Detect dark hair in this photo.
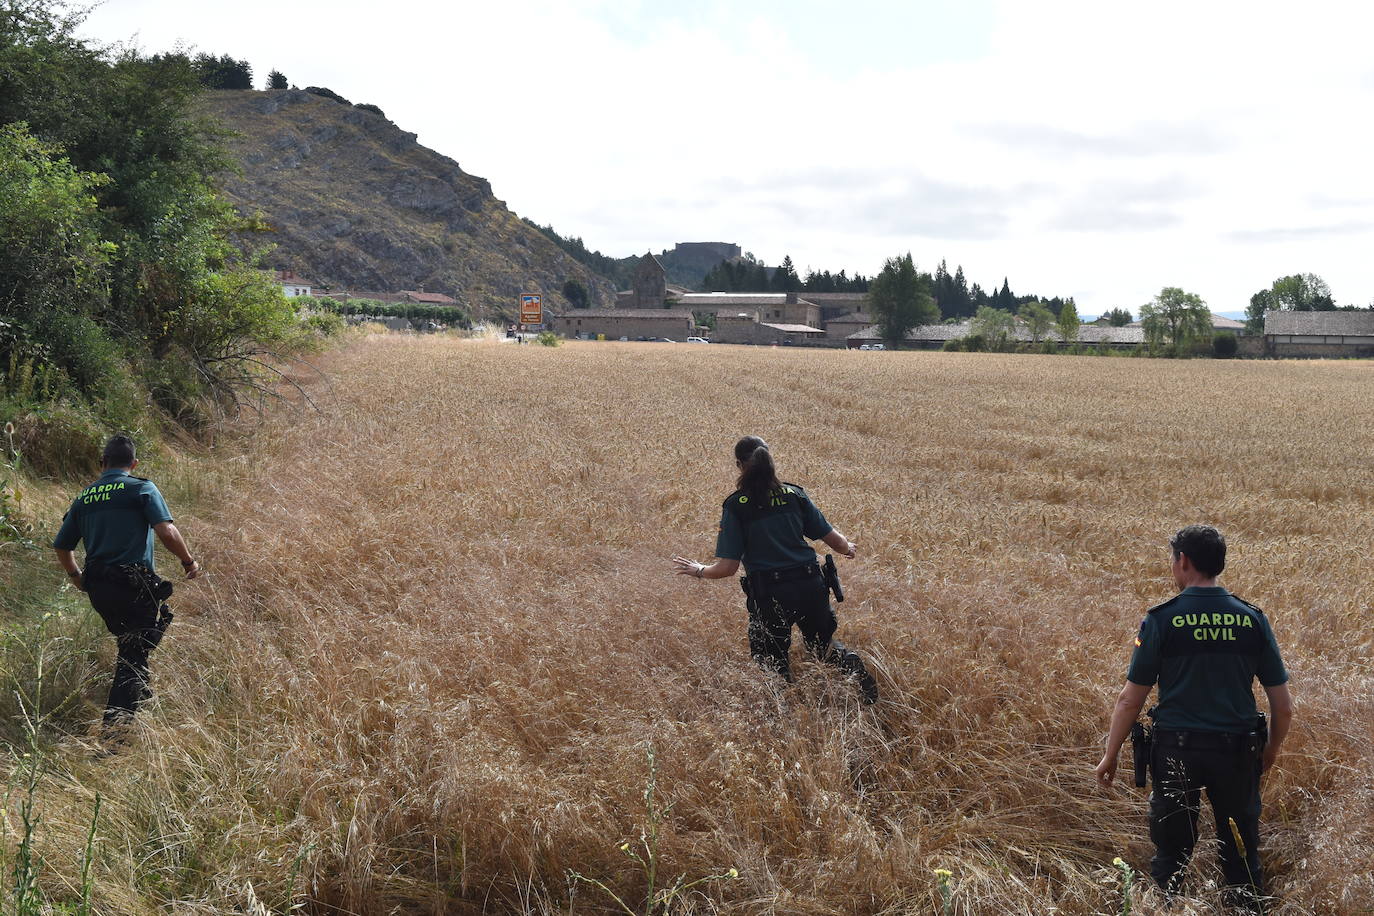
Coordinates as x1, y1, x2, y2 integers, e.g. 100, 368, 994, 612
1170, 525, 1226, 577
734, 435, 780, 500
102, 435, 136, 468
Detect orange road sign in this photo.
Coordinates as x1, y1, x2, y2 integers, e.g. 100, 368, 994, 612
520, 294, 543, 326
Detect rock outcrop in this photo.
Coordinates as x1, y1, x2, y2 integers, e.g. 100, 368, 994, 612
204, 90, 614, 317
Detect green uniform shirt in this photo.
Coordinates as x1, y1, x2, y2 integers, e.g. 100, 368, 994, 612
715, 483, 832, 574
1127, 586, 1288, 733
52, 469, 173, 571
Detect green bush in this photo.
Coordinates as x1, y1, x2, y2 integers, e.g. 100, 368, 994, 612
1213, 332, 1238, 358
302, 310, 346, 339
941, 339, 964, 352
536, 331, 559, 347
10, 405, 105, 480
962, 333, 987, 352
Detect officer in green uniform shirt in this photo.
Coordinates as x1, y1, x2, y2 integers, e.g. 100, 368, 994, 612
672, 436, 877, 703
1095, 525, 1293, 911
52, 436, 201, 731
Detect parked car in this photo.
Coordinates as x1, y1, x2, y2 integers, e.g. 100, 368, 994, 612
870, 343, 885, 350
686, 336, 709, 344
859, 344, 872, 350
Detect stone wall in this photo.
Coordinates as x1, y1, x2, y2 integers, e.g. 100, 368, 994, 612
555, 312, 693, 340
1264, 338, 1374, 359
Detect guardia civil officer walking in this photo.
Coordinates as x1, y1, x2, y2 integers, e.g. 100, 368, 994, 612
672, 436, 878, 704
1094, 525, 1293, 911
52, 436, 201, 734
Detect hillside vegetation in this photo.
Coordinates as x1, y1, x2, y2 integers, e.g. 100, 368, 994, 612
5, 339, 1370, 914
204, 90, 617, 317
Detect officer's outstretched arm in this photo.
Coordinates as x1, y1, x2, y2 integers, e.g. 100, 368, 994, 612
820, 529, 856, 559
672, 556, 740, 580
1261, 682, 1293, 773
153, 521, 201, 579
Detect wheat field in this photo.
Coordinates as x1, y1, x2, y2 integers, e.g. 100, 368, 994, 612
19, 337, 1374, 914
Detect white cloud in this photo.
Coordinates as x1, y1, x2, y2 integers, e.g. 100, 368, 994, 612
77, 0, 1374, 310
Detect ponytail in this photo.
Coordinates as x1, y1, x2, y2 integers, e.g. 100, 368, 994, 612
734, 435, 780, 501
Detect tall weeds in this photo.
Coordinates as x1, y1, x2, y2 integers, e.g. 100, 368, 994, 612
3, 339, 1371, 914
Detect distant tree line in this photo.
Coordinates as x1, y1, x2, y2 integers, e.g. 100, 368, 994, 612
701, 254, 869, 294
524, 220, 629, 289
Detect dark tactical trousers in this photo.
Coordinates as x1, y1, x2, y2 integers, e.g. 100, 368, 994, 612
1149, 735, 1264, 905
746, 572, 877, 703
83, 568, 162, 724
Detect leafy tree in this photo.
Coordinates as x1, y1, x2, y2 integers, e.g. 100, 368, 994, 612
1019, 300, 1054, 343
266, 69, 288, 90
972, 305, 1015, 351
868, 253, 937, 343
562, 278, 590, 309
1245, 289, 1274, 333
1139, 287, 1211, 355
0, 0, 302, 426
1103, 307, 1132, 326
1057, 300, 1080, 345
193, 52, 252, 89
1247, 272, 1336, 332
1272, 273, 1334, 311
0, 125, 111, 318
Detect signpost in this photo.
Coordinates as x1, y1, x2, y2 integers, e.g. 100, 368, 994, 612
520, 294, 543, 329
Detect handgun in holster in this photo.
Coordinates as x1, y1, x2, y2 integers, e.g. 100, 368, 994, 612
1130, 720, 1153, 788
822, 554, 844, 603
121, 564, 176, 650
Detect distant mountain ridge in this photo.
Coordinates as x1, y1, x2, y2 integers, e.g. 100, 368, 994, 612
204, 89, 616, 317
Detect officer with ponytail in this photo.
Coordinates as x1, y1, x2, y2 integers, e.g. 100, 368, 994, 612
672, 436, 878, 703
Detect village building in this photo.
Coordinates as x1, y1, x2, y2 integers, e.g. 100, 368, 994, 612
711, 314, 826, 346
824, 311, 874, 341
274, 270, 314, 298
797, 292, 870, 323
590, 249, 866, 344
676, 292, 823, 328
846, 322, 1145, 350
401, 289, 460, 306
625, 254, 670, 308
1262, 310, 1374, 358
553, 309, 695, 340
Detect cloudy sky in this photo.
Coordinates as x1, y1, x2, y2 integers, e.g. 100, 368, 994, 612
80, 0, 1374, 314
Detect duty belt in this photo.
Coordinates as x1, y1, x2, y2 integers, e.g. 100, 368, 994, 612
1153, 727, 1262, 754
755, 561, 821, 585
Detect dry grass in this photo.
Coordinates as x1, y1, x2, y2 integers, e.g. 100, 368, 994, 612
9, 339, 1374, 914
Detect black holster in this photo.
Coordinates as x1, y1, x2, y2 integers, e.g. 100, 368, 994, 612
107, 564, 175, 649
822, 554, 844, 603
1130, 720, 1152, 787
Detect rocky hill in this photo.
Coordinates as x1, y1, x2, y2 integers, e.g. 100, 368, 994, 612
203, 90, 615, 317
